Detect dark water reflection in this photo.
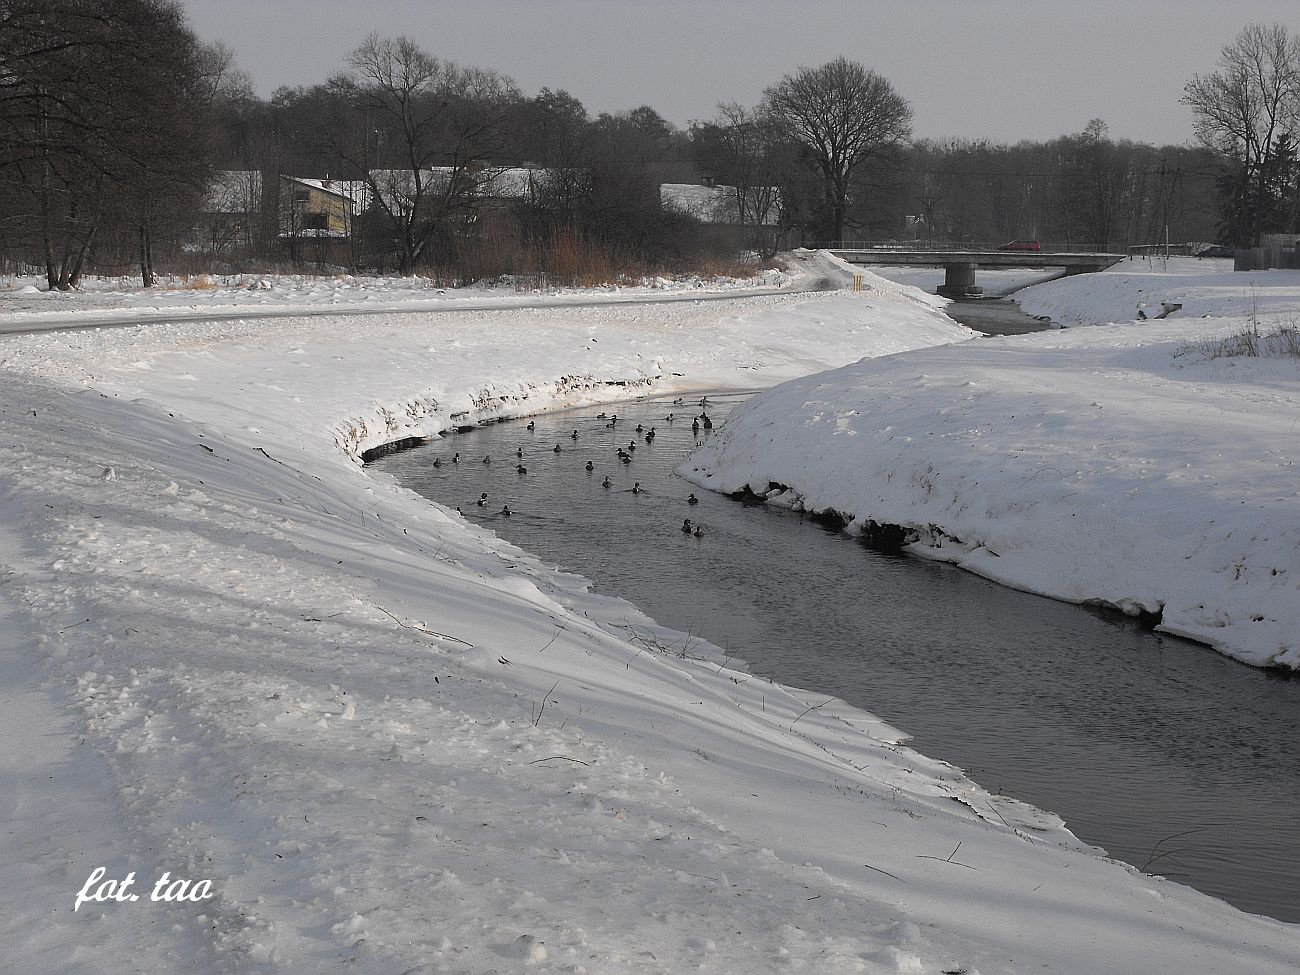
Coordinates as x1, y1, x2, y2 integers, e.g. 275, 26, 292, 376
374, 390, 1300, 924
943, 296, 1053, 335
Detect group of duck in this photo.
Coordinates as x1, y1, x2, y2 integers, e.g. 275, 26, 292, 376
449, 397, 715, 531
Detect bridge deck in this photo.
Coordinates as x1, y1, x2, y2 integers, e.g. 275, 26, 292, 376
831, 249, 1125, 270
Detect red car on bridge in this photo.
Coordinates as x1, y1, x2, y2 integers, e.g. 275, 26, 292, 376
997, 239, 1041, 252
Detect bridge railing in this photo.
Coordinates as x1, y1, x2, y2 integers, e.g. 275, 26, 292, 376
808, 240, 1119, 255
807, 240, 995, 251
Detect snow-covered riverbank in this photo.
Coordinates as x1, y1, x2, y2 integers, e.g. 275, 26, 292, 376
2, 267, 1297, 973
686, 260, 1300, 670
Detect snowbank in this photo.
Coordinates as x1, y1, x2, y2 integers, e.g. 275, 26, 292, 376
1014, 255, 1300, 327
2, 275, 1298, 973
685, 263, 1300, 670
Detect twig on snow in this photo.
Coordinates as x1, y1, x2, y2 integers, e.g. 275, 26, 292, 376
917, 841, 977, 870
861, 861, 903, 882
790, 695, 835, 728
533, 680, 560, 727
528, 755, 589, 766
375, 605, 474, 647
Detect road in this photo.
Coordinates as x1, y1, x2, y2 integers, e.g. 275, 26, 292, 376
0, 286, 830, 338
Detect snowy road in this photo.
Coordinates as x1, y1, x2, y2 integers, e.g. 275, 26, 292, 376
0, 284, 819, 336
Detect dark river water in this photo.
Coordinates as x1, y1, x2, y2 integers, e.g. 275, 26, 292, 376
373, 383, 1299, 925
943, 296, 1053, 335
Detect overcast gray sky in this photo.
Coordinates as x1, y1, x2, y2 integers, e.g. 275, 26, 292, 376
180, 0, 1299, 146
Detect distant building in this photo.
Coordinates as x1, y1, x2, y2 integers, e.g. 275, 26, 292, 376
278, 176, 361, 240
199, 171, 262, 256
1235, 234, 1300, 271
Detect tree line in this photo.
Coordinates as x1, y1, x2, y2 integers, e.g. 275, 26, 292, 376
2, 1, 1297, 288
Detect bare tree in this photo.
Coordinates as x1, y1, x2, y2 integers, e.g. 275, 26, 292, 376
332, 34, 520, 274
514, 88, 591, 235
1183, 23, 1300, 245
763, 57, 912, 242
690, 103, 791, 256
1062, 119, 1155, 251
0, 0, 214, 287
196, 40, 254, 110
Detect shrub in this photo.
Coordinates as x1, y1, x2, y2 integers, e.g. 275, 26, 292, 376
1188, 322, 1300, 361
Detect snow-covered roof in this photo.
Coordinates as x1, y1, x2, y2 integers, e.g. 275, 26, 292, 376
481, 167, 548, 199
205, 171, 262, 213
361, 167, 553, 215
660, 183, 780, 226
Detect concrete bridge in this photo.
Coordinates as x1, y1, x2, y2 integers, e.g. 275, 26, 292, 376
829, 246, 1125, 298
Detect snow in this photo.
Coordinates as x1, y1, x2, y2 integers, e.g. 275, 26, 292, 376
2, 251, 1298, 972
660, 182, 781, 225
685, 257, 1300, 671
1013, 255, 1296, 327
0, 265, 796, 334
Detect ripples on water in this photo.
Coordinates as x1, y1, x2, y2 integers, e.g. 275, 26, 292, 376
374, 390, 1300, 923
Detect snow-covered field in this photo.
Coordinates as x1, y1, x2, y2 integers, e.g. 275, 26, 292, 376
2, 254, 1298, 973
686, 259, 1300, 670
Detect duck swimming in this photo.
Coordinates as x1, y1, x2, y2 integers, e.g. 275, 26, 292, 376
691, 418, 700, 434
665, 413, 675, 422
571, 430, 579, 439
635, 424, 643, 433
432, 457, 442, 467
693, 525, 703, 537
526, 421, 535, 431
681, 518, 692, 533
687, 494, 698, 505
585, 460, 594, 472
452, 453, 460, 463
702, 414, 713, 429
645, 428, 655, 443
501, 504, 512, 517
602, 476, 612, 488
516, 464, 527, 474
483, 455, 491, 464
631, 482, 640, 494
553, 444, 562, 453
476, 492, 488, 506
516, 447, 523, 458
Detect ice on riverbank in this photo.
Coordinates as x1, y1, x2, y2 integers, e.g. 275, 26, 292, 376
685, 259, 1299, 670
2, 268, 1298, 973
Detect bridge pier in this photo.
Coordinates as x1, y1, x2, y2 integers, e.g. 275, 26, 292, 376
937, 262, 983, 300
